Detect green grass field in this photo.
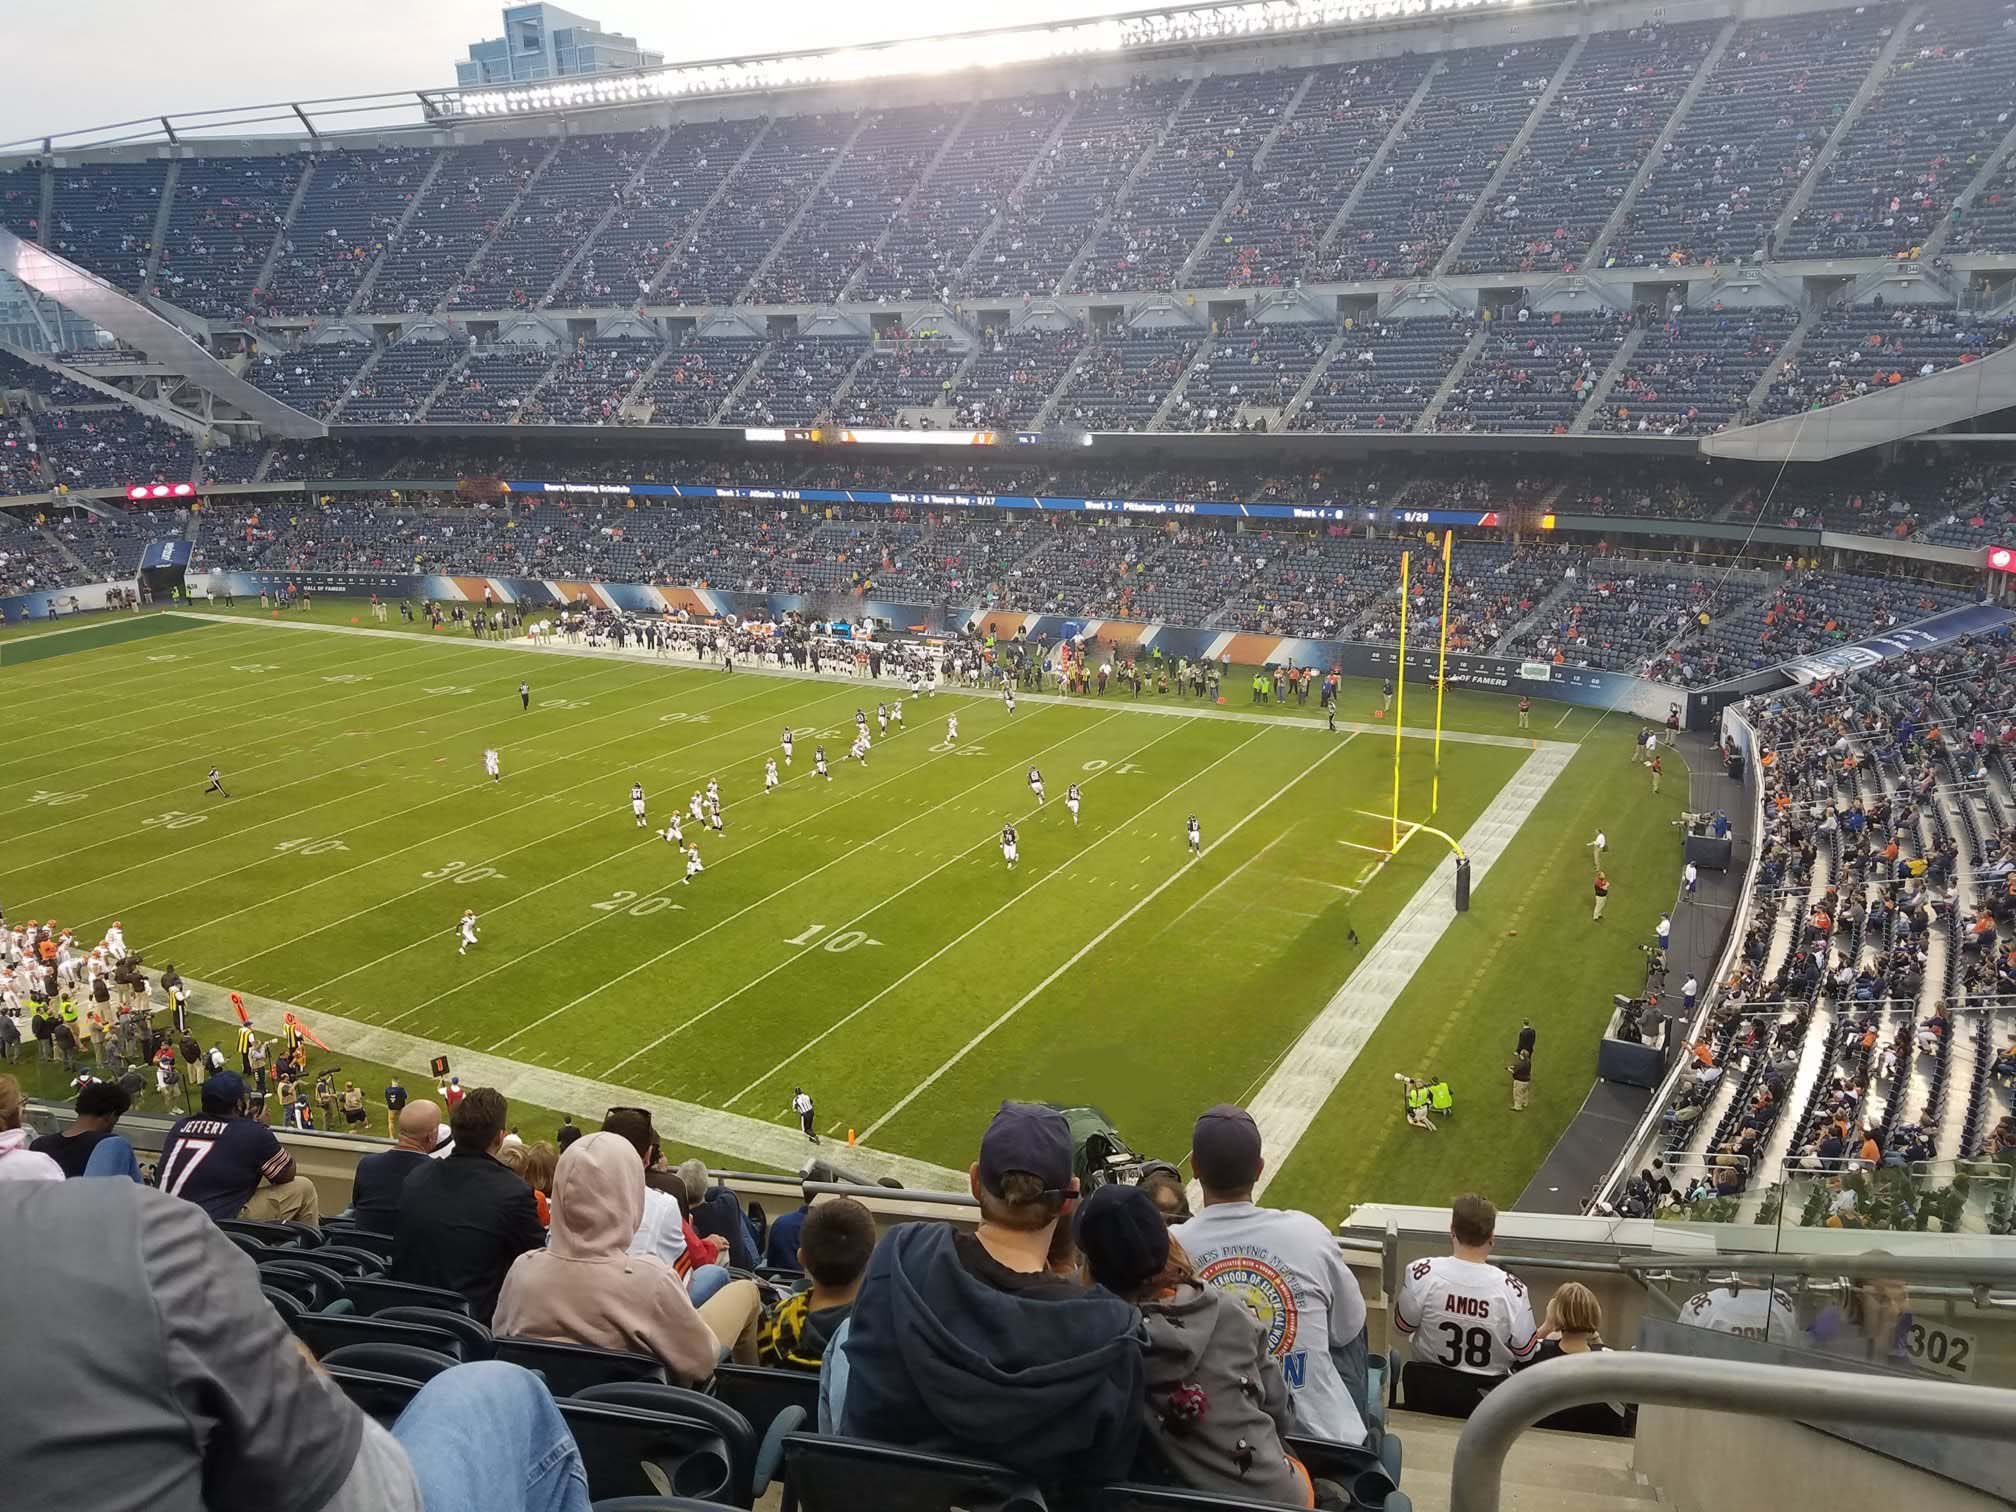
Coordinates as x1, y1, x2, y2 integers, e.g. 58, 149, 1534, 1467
2, 605, 1678, 1217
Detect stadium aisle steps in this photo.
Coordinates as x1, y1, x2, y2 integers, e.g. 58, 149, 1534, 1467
1385, 1410, 1656, 1512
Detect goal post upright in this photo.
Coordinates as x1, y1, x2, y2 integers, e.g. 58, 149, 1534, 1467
1432, 528, 1452, 818
1392, 550, 1409, 854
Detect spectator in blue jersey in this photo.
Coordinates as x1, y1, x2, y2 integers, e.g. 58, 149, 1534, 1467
157, 1071, 320, 1224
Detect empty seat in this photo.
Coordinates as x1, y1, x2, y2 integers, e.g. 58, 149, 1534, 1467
324, 1366, 423, 1428
558, 1400, 742, 1506
376, 1306, 495, 1359
294, 1311, 466, 1361
778, 1434, 1044, 1512
253, 1256, 351, 1312
576, 1383, 769, 1504
492, 1337, 671, 1395
708, 1364, 821, 1445
343, 1276, 474, 1316
321, 1342, 462, 1382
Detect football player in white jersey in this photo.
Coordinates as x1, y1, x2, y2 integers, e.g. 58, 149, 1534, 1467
1028, 767, 1045, 804
764, 757, 780, 794
781, 727, 794, 767
1393, 1195, 1538, 1374
630, 781, 647, 827
1678, 1284, 1800, 1344
708, 797, 724, 833
848, 732, 869, 766
1065, 782, 1081, 826
889, 698, 904, 731
946, 713, 958, 745
814, 744, 831, 780
876, 702, 888, 736
456, 910, 480, 956
1001, 821, 1019, 870
483, 749, 501, 782
683, 844, 703, 883
689, 791, 705, 822
705, 778, 720, 808
1187, 814, 1203, 856
662, 813, 684, 846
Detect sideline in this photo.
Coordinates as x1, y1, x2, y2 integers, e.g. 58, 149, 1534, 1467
184, 975, 968, 1189
165, 611, 1559, 753
1245, 741, 1577, 1200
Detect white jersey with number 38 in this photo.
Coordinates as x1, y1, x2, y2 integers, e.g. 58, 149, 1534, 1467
1679, 1286, 1800, 1345
1394, 1255, 1538, 1374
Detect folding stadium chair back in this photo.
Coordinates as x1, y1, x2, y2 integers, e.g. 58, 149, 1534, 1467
253, 1255, 350, 1312
557, 1400, 740, 1505
260, 1285, 306, 1326
323, 1366, 422, 1428
778, 1433, 1046, 1512
292, 1246, 381, 1279
293, 1310, 466, 1361
491, 1336, 671, 1395
319, 1341, 461, 1382
708, 1363, 819, 1443
342, 1275, 474, 1316
375, 1305, 495, 1359
319, 1222, 396, 1259
575, 1382, 760, 1504
1283, 1433, 1400, 1504
220, 1216, 313, 1248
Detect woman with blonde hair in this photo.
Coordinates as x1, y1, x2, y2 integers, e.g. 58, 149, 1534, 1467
1518, 1281, 1607, 1367
520, 1140, 558, 1227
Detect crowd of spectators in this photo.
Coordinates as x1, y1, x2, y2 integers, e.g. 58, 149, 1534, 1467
153, 155, 306, 319
1596, 305, 1799, 436
265, 147, 436, 316
36, 408, 193, 490
1435, 310, 1630, 433
451, 133, 654, 312
1762, 304, 2016, 418
367, 144, 547, 316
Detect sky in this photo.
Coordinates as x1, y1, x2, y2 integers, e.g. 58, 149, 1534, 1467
1, 0, 1149, 150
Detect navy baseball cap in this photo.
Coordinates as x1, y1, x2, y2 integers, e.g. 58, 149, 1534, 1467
977, 1101, 1074, 1197
1190, 1103, 1264, 1190
1075, 1180, 1170, 1292
201, 1070, 249, 1108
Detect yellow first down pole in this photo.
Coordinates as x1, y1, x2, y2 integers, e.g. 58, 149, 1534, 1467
1432, 529, 1453, 817
1392, 550, 1410, 854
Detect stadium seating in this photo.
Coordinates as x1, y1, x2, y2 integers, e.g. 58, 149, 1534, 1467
45, 505, 181, 578
1047, 329, 1199, 431
338, 340, 467, 423
0, 349, 99, 406
661, 114, 863, 307
266, 147, 437, 316
36, 408, 192, 489
1068, 69, 1305, 294
43, 161, 170, 295
1435, 310, 1630, 433
454, 133, 657, 311
154, 155, 306, 319
1194, 56, 1433, 289
1610, 6, 1898, 268
1762, 305, 2012, 417
1450, 21, 1722, 275
1596, 306, 1798, 435
855, 97, 1072, 303
639, 336, 766, 426
425, 344, 559, 424
960, 80, 1188, 298
721, 336, 869, 426
561, 120, 766, 307
949, 329, 1084, 428
1289, 316, 1475, 431
836, 335, 967, 426
246, 342, 375, 421
753, 105, 962, 306
1167, 321, 1331, 431
539, 335, 663, 424
1320, 37, 1575, 281
1782, 0, 2016, 259
367, 143, 547, 315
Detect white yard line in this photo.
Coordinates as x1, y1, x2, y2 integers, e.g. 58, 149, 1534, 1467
192, 975, 966, 1189
107, 673, 828, 946
602, 714, 1191, 1081
480, 709, 1137, 1050
223, 679, 860, 988
168, 611, 1555, 753
1245, 741, 1576, 1200
733, 725, 1277, 1115
860, 734, 1351, 1141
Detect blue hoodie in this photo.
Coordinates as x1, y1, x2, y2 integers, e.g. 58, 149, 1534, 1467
839, 1221, 1145, 1498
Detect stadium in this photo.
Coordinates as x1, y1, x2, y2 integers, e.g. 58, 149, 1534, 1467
1, 0, 2015, 1507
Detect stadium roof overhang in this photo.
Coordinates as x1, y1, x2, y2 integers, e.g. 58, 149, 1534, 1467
5, 0, 1576, 155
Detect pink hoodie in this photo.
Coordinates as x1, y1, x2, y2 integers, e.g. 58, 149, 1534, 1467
492, 1131, 717, 1382
0, 1126, 63, 1182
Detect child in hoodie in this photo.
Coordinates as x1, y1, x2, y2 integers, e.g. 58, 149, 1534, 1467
1075, 1181, 1314, 1509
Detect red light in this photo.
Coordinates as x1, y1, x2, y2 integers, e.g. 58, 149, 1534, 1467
127, 485, 149, 501
172, 482, 194, 497
150, 484, 171, 498
1991, 547, 2016, 574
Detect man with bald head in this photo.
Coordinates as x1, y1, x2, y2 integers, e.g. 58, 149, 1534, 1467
350, 1099, 441, 1234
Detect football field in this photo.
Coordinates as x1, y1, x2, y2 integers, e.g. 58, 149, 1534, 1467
1, 608, 1680, 1214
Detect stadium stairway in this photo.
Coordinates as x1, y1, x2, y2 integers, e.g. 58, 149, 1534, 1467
1385, 1411, 1655, 1512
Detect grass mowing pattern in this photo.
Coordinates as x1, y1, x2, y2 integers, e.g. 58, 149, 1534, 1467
3, 604, 1656, 1216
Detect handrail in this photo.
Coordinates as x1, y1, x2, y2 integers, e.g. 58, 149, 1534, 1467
1618, 1251, 2016, 1285
1450, 1353, 2016, 1512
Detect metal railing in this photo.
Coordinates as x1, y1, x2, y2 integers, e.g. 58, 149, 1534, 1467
1450, 1352, 2016, 1512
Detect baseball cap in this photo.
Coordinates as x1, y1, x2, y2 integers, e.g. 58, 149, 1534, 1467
201, 1070, 248, 1108
1190, 1103, 1264, 1191
977, 1101, 1074, 1198
1074, 1180, 1170, 1293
